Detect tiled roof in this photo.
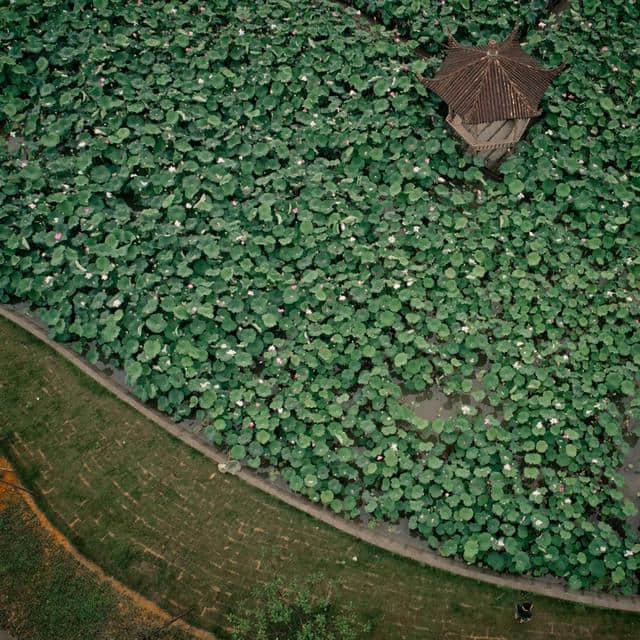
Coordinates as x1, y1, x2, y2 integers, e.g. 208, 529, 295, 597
425, 28, 565, 124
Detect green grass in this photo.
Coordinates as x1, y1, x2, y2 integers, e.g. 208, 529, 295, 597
0, 498, 191, 640
1, 315, 639, 640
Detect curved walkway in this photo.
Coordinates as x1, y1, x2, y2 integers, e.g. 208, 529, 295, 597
2, 305, 638, 615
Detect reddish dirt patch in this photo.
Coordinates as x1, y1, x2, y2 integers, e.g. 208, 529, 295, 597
0, 458, 19, 510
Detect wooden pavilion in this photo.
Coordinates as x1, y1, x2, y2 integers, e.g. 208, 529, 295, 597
423, 27, 565, 167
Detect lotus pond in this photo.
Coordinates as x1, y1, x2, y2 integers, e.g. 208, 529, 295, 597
1, 0, 639, 594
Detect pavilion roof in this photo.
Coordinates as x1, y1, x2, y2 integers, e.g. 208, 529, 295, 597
425, 27, 565, 124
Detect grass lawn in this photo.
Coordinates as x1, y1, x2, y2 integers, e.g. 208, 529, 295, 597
0, 462, 191, 640
1, 315, 638, 640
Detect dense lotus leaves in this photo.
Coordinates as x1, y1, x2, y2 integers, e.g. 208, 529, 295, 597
342, 0, 550, 51
1, 0, 640, 593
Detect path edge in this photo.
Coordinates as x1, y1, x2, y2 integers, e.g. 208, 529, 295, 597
2, 304, 639, 614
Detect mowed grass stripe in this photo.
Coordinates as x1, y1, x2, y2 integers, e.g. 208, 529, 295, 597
0, 316, 639, 640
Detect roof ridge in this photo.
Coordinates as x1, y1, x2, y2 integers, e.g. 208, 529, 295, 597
492, 58, 538, 113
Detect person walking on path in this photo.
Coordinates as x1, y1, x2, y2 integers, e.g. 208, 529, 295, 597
515, 601, 533, 623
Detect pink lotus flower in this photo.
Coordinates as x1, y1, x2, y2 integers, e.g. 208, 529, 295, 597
187, 283, 193, 289
290, 284, 297, 289
292, 207, 298, 214
249, 421, 255, 428
559, 486, 564, 492
278, 307, 284, 313
54, 232, 62, 240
